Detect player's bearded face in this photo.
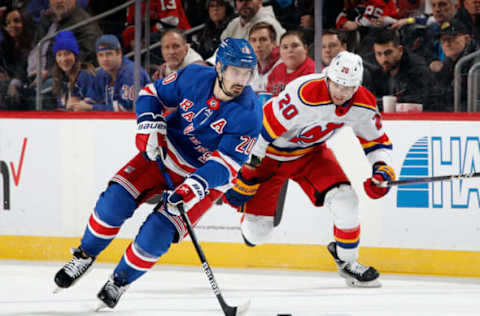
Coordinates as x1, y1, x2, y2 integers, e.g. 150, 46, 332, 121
222, 66, 253, 97
327, 80, 356, 105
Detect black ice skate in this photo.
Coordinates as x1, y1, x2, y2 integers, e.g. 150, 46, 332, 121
96, 276, 129, 310
54, 247, 96, 292
327, 242, 381, 288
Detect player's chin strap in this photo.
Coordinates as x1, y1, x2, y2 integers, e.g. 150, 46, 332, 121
217, 71, 236, 98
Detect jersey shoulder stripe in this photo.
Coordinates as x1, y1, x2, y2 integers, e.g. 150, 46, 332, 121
298, 78, 331, 106
263, 100, 287, 139
352, 86, 378, 112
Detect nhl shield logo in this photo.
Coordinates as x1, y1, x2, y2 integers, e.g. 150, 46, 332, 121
207, 97, 220, 110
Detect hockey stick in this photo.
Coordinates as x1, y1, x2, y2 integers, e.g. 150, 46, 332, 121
379, 172, 480, 187
156, 158, 251, 316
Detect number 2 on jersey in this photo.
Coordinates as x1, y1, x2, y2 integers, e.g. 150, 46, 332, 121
278, 93, 298, 120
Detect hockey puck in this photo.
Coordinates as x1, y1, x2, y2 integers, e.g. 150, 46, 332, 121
277, 314, 292, 316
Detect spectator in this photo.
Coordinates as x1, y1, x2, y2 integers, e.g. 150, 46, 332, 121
192, 0, 234, 60
27, 0, 102, 86
391, 0, 458, 72
183, 0, 209, 27
336, 0, 400, 56
429, 19, 479, 111
221, 0, 285, 45
321, 28, 348, 68
266, 30, 314, 95
73, 35, 150, 111
152, 28, 204, 80
454, 0, 480, 40
0, 6, 34, 110
336, 0, 399, 31
397, 0, 425, 18
122, 0, 191, 53
25, 0, 89, 23
363, 28, 433, 109
51, 30, 95, 111
248, 22, 281, 93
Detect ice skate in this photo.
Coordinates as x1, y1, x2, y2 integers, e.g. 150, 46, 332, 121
327, 242, 381, 288
53, 247, 96, 293
96, 275, 129, 310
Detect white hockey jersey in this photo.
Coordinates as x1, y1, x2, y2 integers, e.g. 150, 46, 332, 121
252, 73, 393, 166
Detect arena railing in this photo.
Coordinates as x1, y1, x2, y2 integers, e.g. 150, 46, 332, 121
454, 49, 480, 112
467, 62, 480, 112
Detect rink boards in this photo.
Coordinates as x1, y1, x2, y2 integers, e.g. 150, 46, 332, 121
1, 112, 480, 277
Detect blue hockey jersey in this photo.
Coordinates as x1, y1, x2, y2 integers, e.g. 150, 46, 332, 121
136, 64, 263, 190
85, 57, 151, 111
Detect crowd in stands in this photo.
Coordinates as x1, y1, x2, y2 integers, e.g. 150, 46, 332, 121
0, 0, 478, 112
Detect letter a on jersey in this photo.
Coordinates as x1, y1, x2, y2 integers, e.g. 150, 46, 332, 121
210, 119, 227, 134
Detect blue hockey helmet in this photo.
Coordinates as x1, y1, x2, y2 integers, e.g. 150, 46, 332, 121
216, 37, 257, 72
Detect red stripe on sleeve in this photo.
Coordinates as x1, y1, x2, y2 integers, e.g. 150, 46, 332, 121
357, 133, 390, 145
264, 101, 287, 137
211, 150, 238, 178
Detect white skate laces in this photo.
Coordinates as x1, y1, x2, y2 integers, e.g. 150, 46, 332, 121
63, 247, 94, 278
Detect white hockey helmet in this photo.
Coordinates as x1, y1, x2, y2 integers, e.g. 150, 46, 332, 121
326, 51, 363, 88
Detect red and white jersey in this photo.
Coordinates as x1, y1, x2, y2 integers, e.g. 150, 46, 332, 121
252, 73, 392, 166
336, 0, 399, 28
126, 0, 191, 30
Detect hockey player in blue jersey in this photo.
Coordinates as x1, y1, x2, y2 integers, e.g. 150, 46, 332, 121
53, 37, 262, 309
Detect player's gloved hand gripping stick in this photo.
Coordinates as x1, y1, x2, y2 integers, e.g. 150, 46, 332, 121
363, 162, 396, 199
155, 158, 251, 316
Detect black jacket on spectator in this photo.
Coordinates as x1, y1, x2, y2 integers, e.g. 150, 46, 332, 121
454, 6, 480, 42
191, 1, 234, 60
37, 6, 102, 69
428, 39, 480, 112
363, 49, 433, 109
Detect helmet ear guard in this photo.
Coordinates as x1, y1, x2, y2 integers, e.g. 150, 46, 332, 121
325, 51, 363, 89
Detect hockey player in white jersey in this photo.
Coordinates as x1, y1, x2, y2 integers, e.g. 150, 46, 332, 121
224, 51, 396, 287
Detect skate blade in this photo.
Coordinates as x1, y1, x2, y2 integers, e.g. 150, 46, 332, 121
95, 302, 109, 312
345, 278, 382, 288
53, 286, 64, 294
235, 299, 251, 316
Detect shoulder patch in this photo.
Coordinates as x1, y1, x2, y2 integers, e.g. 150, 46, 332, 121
298, 78, 331, 106
162, 72, 177, 85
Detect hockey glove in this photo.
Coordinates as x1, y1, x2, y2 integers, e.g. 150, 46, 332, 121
135, 113, 167, 161
224, 165, 261, 208
164, 177, 207, 216
363, 162, 396, 199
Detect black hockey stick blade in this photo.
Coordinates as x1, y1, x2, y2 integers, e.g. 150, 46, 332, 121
379, 172, 480, 187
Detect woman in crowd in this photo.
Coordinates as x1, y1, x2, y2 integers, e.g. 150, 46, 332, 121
191, 0, 235, 60
51, 30, 95, 111
0, 7, 35, 110
266, 30, 315, 96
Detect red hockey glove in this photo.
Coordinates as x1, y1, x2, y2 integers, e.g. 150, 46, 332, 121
363, 162, 396, 199
135, 113, 167, 161
164, 177, 207, 216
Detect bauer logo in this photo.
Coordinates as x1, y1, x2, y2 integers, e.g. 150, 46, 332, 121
397, 136, 480, 209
